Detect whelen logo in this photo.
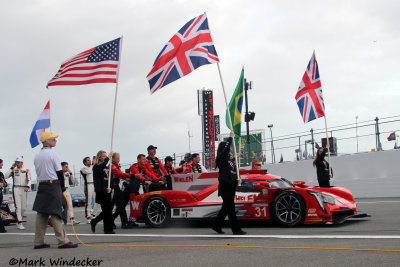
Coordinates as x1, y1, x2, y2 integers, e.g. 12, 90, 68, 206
174, 175, 194, 183
131, 201, 140, 211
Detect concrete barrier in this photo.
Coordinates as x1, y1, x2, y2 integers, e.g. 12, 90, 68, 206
263, 149, 400, 198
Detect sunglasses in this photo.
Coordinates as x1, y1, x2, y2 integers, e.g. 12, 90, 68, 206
255, 164, 262, 166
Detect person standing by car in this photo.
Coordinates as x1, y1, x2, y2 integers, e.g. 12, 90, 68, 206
0, 159, 7, 233
313, 143, 332, 187
212, 130, 246, 235
33, 132, 78, 249
61, 162, 80, 224
111, 152, 139, 228
91, 150, 115, 234
5, 156, 31, 230
80, 156, 98, 223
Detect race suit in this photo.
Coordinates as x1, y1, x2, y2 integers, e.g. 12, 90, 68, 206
81, 165, 98, 218
5, 167, 31, 223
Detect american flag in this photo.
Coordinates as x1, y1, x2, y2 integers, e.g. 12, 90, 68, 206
295, 51, 325, 123
47, 38, 121, 87
147, 13, 219, 94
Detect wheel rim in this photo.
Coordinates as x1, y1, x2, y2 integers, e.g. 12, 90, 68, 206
275, 194, 302, 224
146, 199, 167, 225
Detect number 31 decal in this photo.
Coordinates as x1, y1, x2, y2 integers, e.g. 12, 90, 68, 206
254, 206, 268, 218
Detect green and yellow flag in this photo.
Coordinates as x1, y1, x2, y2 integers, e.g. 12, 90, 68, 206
226, 68, 244, 137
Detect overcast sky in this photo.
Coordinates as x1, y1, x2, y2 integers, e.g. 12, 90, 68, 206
1, 0, 399, 178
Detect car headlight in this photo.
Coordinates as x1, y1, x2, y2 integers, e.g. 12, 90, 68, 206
320, 194, 336, 205
308, 191, 326, 212
308, 191, 338, 213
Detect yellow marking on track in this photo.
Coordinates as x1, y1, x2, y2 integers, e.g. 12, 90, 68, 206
63, 194, 400, 252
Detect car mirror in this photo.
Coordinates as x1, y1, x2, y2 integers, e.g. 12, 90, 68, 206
293, 181, 306, 187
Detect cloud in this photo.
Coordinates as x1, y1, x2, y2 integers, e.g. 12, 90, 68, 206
1, 0, 399, 176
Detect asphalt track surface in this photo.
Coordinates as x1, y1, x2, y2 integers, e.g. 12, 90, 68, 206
0, 198, 399, 267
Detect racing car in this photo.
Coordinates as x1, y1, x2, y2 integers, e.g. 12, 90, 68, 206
129, 170, 366, 227
1, 200, 17, 226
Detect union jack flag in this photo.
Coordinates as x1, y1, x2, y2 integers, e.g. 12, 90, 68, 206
295, 51, 325, 123
147, 13, 219, 94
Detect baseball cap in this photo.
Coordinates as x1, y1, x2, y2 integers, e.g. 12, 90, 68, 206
165, 156, 174, 162
147, 145, 157, 151
40, 131, 59, 143
15, 156, 24, 162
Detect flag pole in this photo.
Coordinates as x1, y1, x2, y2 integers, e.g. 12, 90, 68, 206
316, 48, 332, 178
108, 36, 123, 189
205, 12, 241, 182
238, 137, 241, 167
217, 63, 241, 183
323, 115, 332, 177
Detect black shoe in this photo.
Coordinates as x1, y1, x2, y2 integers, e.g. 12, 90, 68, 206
34, 243, 50, 249
233, 230, 247, 235
121, 224, 134, 229
212, 226, 225, 234
0, 229, 6, 233
104, 231, 115, 234
58, 242, 78, 249
129, 222, 139, 227
90, 220, 96, 233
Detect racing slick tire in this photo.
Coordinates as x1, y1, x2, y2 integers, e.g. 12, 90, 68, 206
143, 196, 171, 228
271, 191, 306, 227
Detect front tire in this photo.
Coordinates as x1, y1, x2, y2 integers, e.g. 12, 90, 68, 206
143, 196, 171, 227
271, 191, 306, 227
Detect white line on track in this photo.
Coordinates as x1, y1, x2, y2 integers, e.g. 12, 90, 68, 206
3, 233, 400, 239
356, 201, 400, 204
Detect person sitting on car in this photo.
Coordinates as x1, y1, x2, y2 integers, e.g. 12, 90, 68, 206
130, 154, 165, 192
146, 145, 168, 182
251, 159, 262, 170
184, 153, 208, 174
175, 153, 192, 173
162, 156, 177, 190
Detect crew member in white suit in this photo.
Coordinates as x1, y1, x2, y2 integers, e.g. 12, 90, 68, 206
61, 162, 80, 224
5, 156, 31, 230
80, 156, 98, 223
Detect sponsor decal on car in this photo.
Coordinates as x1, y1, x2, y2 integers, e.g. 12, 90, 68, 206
131, 201, 140, 211
235, 193, 258, 202
174, 175, 194, 183
253, 203, 268, 207
307, 208, 318, 216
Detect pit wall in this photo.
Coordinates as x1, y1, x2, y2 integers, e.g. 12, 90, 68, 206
262, 149, 400, 198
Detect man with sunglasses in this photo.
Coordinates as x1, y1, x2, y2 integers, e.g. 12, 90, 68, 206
251, 160, 262, 170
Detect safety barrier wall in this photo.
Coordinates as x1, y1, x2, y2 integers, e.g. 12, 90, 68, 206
263, 149, 400, 198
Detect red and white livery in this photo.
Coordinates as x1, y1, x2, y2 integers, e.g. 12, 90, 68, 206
130, 170, 366, 227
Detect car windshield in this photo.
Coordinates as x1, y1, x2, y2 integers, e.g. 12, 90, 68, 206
238, 178, 293, 192
268, 178, 293, 188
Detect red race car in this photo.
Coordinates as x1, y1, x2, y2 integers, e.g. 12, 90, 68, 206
129, 170, 367, 227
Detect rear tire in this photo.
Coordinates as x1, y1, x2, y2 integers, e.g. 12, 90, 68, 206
143, 196, 171, 228
271, 191, 306, 227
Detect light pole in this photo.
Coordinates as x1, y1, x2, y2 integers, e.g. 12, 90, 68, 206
355, 116, 359, 152
305, 139, 312, 159
188, 129, 193, 154
244, 78, 255, 166
268, 124, 275, 163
